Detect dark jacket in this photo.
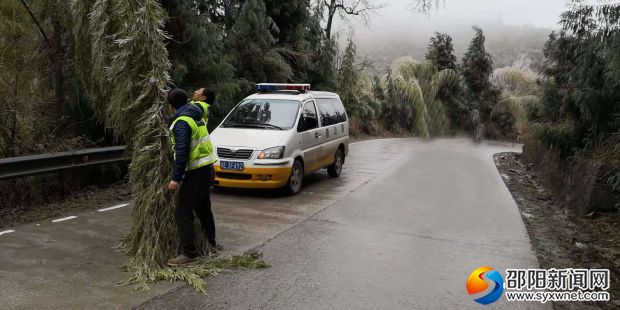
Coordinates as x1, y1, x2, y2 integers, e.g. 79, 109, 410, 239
170, 103, 207, 182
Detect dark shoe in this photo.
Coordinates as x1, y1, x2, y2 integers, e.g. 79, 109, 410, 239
167, 255, 198, 267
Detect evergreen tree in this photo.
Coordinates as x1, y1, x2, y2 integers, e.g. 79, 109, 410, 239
337, 38, 375, 133
462, 26, 494, 96
425, 32, 457, 71
303, 5, 337, 90
162, 0, 232, 89
425, 32, 462, 129
263, 0, 313, 82
533, 1, 620, 159
264, 0, 308, 44
227, 0, 293, 83
338, 39, 362, 114
462, 26, 498, 138
300, 5, 338, 91
312, 38, 338, 91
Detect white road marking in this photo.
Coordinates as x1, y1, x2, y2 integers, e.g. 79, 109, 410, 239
98, 203, 129, 212
52, 216, 78, 223
0, 230, 15, 236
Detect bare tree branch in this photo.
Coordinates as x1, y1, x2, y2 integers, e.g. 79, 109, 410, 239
323, 0, 386, 39
409, 0, 444, 14
18, 0, 50, 47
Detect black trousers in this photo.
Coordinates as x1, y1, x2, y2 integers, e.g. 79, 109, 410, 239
176, 164, 216, 257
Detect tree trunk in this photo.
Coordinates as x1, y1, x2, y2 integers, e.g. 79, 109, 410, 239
325, 0, 336, 39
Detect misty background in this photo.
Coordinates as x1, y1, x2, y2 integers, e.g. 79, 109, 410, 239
331, 0, 569, 73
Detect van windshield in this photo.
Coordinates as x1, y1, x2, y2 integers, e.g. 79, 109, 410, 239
222, 99, 300, 130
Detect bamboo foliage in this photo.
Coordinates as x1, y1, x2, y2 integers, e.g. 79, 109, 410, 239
70, 0, 178, 283
392, 61, 458, 138
497, 94, 540, 139
68, 0, 268, 292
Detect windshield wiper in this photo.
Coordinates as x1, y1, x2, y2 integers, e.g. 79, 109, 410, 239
239, 122, 283, 130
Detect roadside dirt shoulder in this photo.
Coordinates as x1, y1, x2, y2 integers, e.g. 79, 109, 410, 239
495, 152, 619, 309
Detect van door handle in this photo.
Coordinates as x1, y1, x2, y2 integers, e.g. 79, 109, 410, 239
315, 132, 321, 139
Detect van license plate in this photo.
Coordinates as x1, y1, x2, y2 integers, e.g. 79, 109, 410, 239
220, 161, 244, 171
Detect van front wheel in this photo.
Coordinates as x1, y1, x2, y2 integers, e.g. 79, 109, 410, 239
327, 148, 344, 178
284, 159, 304, 195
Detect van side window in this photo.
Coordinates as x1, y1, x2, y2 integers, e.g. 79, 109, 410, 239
317, 99, 347, 126
317, 99, 337, 126
333, 99, 347, 123
298, 101, 319, 132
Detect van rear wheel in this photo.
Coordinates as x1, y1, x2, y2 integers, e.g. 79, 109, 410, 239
327, 148, 344, 178
284, 159, 304, 195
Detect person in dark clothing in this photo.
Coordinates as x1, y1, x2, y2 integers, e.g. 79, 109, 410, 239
166, 88, 218, 267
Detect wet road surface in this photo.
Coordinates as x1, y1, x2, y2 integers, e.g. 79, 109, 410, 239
139, 138, 547, 309
1, 138, 429, 309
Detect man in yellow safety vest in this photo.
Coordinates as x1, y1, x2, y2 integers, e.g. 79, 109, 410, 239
190, 87, 215, 125
166, 88, 218, 267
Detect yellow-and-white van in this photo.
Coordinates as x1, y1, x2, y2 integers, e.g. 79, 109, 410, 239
210, 83, 349, 195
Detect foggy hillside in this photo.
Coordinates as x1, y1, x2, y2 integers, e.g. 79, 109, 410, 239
349, 21, 552, 74
330, 0, 565, 75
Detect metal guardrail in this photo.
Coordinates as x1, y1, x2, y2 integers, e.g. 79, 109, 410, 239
0, 146, 128, 180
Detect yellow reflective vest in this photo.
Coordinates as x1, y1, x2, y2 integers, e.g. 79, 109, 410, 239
169, 116, 216, 171
191, 100, 210, 125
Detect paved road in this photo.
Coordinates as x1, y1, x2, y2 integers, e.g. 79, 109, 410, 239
0, 138, 544, 309
139, 138, 546, 309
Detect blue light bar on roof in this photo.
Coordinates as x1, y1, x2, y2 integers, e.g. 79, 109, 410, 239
257, 83, 311, 92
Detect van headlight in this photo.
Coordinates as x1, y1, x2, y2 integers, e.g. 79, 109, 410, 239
258, 146, 285, 159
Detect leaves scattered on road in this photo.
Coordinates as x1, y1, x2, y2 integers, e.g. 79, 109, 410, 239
118, 250, 269, 293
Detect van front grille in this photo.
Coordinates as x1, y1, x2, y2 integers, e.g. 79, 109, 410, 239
217, 148, 254, 159
216, 172, 252, 180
